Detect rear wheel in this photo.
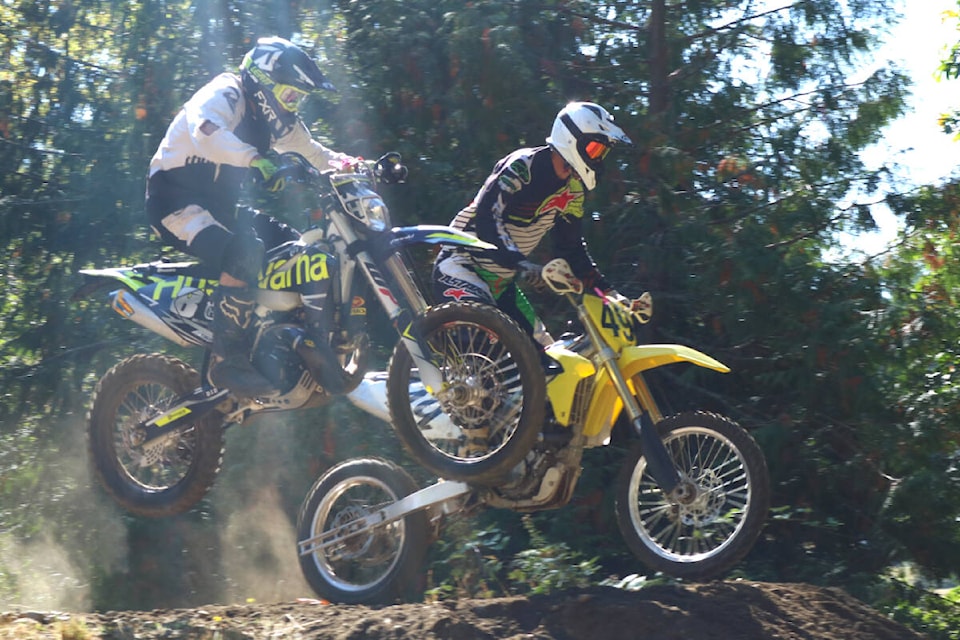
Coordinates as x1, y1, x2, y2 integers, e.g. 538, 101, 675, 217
297, 457, 429, 604
615, 411, 770, 579
87, 354, 225, 518
386, 301, 545, 485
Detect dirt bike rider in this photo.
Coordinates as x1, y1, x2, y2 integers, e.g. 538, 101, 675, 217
146, 36, 362, 399
432, 101, 652, 365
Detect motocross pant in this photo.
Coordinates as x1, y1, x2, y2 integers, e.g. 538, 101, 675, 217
149, 203, 300, 397
432, 252, 554, 348
149, 204, 300, 280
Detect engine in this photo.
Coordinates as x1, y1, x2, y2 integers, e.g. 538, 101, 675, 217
252, 324, 308, 394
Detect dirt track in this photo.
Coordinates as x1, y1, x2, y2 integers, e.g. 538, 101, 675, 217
0, 581, 926, 639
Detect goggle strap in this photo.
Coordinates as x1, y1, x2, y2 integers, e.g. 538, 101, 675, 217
561, 113, 584, 139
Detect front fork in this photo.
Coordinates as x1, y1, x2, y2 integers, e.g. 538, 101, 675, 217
379, 253, 445, 393
576, 305, 683, 498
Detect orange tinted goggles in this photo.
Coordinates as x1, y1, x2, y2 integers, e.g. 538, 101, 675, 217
584, 139, 610, 161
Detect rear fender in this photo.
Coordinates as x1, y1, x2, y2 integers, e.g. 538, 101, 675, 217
74, 266, 153, 299
76, 264, 214, 347
109, 289, 203, 347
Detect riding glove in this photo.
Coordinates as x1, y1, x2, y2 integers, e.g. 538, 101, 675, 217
251, 156, 285, 192
517, 260, 545, 289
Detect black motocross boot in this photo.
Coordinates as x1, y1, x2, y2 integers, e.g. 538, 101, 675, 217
297, 294, 352, 395
207, 286, 276, 399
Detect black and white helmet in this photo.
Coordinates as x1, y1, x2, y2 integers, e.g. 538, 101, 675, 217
546, 102, 632, 190
240, 36, 336, 138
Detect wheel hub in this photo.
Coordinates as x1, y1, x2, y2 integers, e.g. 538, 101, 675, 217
444, 374, 486, 407
676, 470, 725, 526
330, 506, 375, 558
436, 355, 503, 429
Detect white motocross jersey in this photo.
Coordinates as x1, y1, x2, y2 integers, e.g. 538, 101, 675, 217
150, 72, 347, 177
147, 73, 348, 218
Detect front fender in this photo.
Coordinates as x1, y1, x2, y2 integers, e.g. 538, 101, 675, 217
582, 344, 729, 439
621, 344, 729, 375
390, 225, 497, 251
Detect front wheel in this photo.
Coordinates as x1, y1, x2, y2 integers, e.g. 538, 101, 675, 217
296, 457, 429, 604
87, 354, 226, 518
615, 411, 770, 580
386, 301, 545, 485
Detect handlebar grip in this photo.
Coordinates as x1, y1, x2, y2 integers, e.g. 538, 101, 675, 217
375, 152, 408, 184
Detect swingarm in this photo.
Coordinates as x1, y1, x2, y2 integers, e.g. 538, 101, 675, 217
296, 479, 472, 557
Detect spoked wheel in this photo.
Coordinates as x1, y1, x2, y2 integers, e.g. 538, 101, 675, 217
615, 411, 770, 579
386, 301, 545, 485
87, 353, 226, 518
297, 457, 429, 604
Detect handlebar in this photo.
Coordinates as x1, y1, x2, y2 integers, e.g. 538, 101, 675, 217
272, 155, 319, 186
543, 258, 653, 323
270, 151, 407, 189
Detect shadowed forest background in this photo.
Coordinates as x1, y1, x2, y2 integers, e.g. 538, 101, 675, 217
3, 0, 960, 636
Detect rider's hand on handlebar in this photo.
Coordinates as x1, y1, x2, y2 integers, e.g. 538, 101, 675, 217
331, 155, 366, 173
517, 260, 545, 290
251, 156, 286, 192
604, 289, 653, 323
631, 291, 653, 323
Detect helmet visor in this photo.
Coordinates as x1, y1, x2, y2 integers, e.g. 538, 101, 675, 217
273, 84, 310, 112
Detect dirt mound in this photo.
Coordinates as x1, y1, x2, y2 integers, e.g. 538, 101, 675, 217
0, 581, 924, 640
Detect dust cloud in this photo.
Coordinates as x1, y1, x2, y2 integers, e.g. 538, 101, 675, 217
0, 533, 90, 612
0, 410, 325, 612
219, 485, 312, 602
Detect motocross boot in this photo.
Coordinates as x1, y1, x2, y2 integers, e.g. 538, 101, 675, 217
207, 286, 276, 399
297, 297, 352, 395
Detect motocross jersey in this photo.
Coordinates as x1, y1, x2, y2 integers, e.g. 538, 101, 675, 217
442, 145, 608, 289
146, 72, 348, 224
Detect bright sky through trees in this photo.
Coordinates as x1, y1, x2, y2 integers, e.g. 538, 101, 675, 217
856, 0, 960, 252
872, 0, 960, 185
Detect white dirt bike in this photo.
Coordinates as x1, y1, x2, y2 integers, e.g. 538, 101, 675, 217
75, 153, 545, 517
296, 258, 771, 604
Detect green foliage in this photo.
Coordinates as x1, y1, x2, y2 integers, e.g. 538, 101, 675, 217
938, 3, 960, 139
1, 0, 958, 611
327, 0, 586, 225
424, 513, 600, 600
508, 515, 599, 595
424, 519, 513, 600
869, 178, 960, 579
868, 577, 960, 640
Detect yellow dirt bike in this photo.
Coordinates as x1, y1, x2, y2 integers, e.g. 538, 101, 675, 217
297, 258, 771, 604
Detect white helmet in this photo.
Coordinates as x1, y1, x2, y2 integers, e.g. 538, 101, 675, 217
546, 102, 632, 190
